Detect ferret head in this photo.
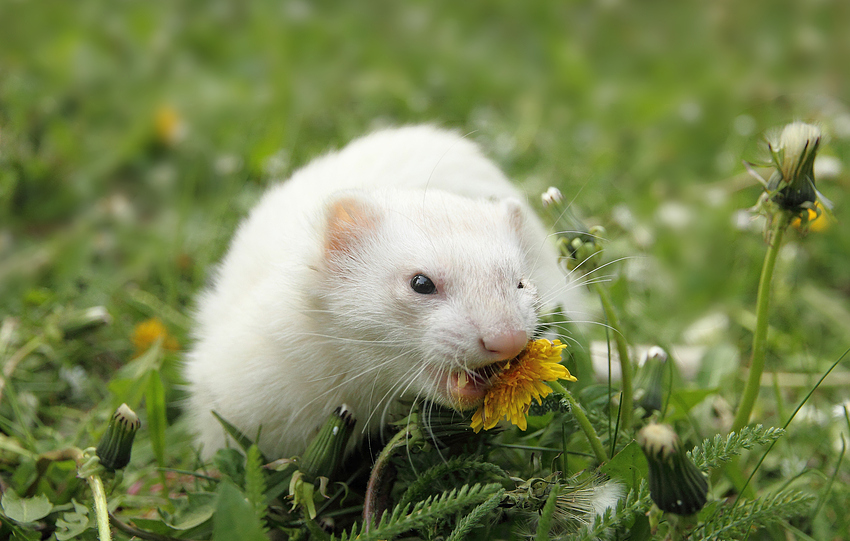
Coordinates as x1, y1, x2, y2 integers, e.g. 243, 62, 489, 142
315, 188, 546, 413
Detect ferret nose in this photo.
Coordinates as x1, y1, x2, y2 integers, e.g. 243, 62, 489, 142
482, 330, 528, 361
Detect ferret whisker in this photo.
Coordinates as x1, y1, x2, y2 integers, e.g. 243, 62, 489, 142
292, 350, 415, 416
286, 332, 408, 347
298, 352, 403, 384
567, 254, 643, 285
365, 370, 411, 431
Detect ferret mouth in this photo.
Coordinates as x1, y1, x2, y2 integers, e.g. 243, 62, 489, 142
444, 361, 509, 410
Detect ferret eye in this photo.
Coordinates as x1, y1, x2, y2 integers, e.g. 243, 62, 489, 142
517, 280, 525, 289
410, 274, 437, 294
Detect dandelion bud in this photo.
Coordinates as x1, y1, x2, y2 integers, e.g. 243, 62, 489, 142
558, 226, 605, 272
767, 122, 821, 211
637, 347, 668, 416
96, 404, 140, 471
541, 187, 564, 208
637, 423, 708, 516
59, 306, 112, 338
299, 405, 356, 481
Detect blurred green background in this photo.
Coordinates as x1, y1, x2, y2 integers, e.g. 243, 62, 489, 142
1, 0, 849, 443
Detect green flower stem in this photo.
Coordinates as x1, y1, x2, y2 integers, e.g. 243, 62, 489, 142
63, 447, 112, 541
548, 381, 608, 463
591, 282, 634, 432
732, 211, 791, 432
86, 472, 112, 541
363, 423, 418, 530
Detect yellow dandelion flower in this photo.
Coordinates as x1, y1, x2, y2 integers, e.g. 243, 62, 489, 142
470, 339, 576, 433
132, 318, 180, 355
154, 105, 187, 146
791, 203, 831, 232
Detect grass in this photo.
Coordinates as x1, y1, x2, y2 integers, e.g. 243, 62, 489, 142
1, 0, 850, 539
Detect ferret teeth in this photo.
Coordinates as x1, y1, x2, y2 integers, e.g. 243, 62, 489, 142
457, 371, 468, 388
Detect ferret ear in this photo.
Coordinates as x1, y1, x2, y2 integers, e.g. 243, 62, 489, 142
324, 195, 379, 258
500, 197, 547, 260
500, 197, 527, 233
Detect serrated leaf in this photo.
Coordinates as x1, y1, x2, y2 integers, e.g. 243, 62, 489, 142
446, 488, 504, 541
397, 455, 508, 509
244, 444, 268, 523
1, 488, 53, 523
693, 489, 815, 539
342, 482, 503, 541
689, 425, 785, 471
54, 500, 90, 540
535, 482, 560, 541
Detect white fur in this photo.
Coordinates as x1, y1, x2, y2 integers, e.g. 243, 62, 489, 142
184, 125, 583, 459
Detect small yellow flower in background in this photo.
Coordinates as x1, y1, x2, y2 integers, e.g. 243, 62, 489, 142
470, 339, 576, 433
132, 318, 180, 355
154, 105, 187, 146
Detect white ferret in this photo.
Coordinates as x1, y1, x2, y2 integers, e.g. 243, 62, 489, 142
184, 125, 584, 459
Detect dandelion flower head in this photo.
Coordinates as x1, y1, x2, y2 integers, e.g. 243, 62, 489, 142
132, 317, 180, 355
470, 339, 576, 433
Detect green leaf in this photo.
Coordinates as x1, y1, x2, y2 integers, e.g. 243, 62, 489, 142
664, 388, 717, 422
54, 500, 90, 540
125, 517, 182, 535
214, 448, 247, 487
212, 411, 260, 456
689, 425, 785, 472
213, 481, 268, 541
575, 482, 652, 541
107, 377, 147, 412
397, 455, 509, 509
535, 482, 560, 541
108, 342, 164, 410
146, 369, 168, 468
131, 513, 216, 541
696, 343, 740, 388
627, 512, 653, 541
692, 489, 815, 539
244, 444, 268, 523
160, 492, 217, 531
600, 441, 648, 492
9, 527, 41, 541
446, 488, 504, 541
339, 483, 503, 541
1, 488, 53, 523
